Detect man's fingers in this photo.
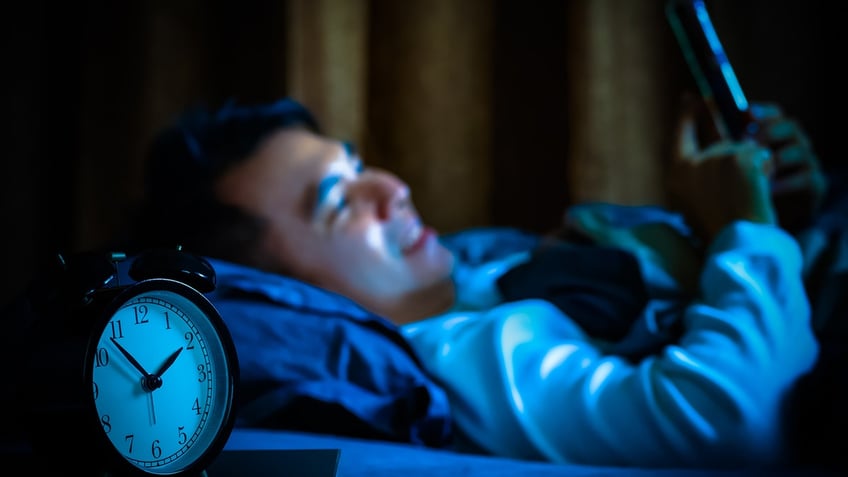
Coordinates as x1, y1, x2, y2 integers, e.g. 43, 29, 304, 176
773, 143, 817, 170
771, 167, 827, 196
748, 102, 782, 121
693, 140, 769, 169
677, 113, 699, 160
750, 147, 775, 177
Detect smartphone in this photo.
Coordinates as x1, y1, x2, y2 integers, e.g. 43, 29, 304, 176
666, 0, 757, 140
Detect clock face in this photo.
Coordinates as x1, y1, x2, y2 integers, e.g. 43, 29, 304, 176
88, 279, 236, 475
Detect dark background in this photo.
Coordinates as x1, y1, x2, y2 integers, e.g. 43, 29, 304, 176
1, 0, 844, 307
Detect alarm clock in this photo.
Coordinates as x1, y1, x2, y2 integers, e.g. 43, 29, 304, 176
23, 247, 239, 476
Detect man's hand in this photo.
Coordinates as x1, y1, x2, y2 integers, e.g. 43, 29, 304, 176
667, 98, 777, 244
748, 103, 827, 232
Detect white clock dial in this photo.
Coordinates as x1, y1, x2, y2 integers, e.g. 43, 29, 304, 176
90, 280, 234, 475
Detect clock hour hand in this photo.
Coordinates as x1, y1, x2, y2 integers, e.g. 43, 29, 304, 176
109, 337, 151, 377
143, 347, 184, 392
153, 347, 183, 379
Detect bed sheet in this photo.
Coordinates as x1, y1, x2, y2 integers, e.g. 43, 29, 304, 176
221, 428, 838, 477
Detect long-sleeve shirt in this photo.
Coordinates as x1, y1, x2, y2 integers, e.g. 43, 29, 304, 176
401, 220, 819, 468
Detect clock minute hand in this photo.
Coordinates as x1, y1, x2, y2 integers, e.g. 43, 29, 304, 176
110, 337, 151, 377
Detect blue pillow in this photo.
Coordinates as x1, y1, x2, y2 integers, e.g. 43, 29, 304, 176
205, 258, 454, 447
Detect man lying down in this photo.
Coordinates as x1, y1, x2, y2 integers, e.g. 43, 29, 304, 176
123, 96, 845, 469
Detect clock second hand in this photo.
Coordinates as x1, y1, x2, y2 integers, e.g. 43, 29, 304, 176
148, 391, 157, 426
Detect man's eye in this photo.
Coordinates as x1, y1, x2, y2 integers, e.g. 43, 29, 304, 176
336, 195, 349, 211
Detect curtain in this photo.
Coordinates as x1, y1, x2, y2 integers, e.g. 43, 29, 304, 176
2, 0, 837, 307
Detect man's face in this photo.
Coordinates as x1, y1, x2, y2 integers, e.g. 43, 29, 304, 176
216, 128, 456, 324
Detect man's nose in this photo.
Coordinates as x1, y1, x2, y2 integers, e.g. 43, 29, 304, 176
353, 171, 410, 220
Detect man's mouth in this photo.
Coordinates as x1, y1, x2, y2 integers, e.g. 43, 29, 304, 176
400, 222, 431, 255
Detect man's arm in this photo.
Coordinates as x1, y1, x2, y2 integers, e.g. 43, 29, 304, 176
402, 221, 817, 467
402, 97, 820, 467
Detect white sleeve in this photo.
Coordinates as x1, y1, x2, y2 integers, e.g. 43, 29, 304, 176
401, 221, 819, 468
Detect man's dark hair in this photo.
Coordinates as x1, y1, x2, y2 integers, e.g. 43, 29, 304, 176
132, 97, 320, 263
